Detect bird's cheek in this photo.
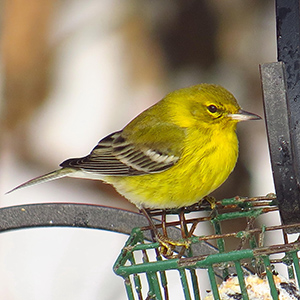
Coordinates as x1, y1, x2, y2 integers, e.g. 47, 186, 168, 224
172, 113, 196, 127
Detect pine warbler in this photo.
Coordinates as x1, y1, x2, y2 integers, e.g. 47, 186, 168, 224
8, 84, 261, 209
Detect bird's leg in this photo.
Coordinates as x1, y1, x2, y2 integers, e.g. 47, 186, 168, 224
177, 208, 189, 257
140, 206, 159, 234
140, 207, 175, 256
161, 210, 168, 237
160, 210, 176, 257
140, 207, 190, 258
179, 208, 188, 238
203, 196, 216, 209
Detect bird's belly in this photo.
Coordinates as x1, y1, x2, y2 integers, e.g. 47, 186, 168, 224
106, 135, 238, 209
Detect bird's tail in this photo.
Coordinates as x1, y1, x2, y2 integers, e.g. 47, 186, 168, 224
6, 168, 76, 194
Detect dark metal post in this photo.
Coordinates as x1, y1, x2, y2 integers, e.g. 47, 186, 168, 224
260, 62, 300, 229
260, 0, 300, 231
276, 0, 300, 170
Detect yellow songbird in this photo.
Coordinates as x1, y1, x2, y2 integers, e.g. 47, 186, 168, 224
8, 84, 261, 211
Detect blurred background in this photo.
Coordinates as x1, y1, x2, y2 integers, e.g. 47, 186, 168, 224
0, 0, 276, 299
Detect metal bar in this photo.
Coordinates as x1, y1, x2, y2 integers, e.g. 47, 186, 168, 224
128, 252, 142, 300
116, 249, 255, 277
234, 261, 249, 300
271, 0, 300, 228
291, 251, 300, 287
189, 269, 200, 300
133, 273, 143, 300
142, 246, 163, 300
276, 1, 300, 123
178, 269, 192, 300
0, 203, 218, 257
260, 62, 300, 230
124, 277, 136, 300
207, 266, 220, 300
146, 272, 162, 300
0, 203, 147, 234
155, 248, 169, 300
263, 256, 279, 300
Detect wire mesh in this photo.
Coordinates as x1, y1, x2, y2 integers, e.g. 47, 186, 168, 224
114, 195, 300, 300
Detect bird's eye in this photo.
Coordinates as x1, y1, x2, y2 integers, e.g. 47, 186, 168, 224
207, 105, 217, 113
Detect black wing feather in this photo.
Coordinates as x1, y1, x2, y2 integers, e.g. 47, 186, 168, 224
60, 131, 179, 176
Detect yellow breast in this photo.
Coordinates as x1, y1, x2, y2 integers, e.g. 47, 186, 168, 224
106, 125, 238, 209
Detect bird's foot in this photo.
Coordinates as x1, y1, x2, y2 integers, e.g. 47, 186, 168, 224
156, 232, 191, 258
203, 196, 216, 209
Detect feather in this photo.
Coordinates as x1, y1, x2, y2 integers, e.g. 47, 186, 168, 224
60, 131, 180, 176
6, 168, 75, 194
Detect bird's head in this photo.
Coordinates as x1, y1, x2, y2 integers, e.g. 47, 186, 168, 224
167, 84, 261, 129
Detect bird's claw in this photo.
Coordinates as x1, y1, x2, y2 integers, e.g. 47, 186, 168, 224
203, 196, 216, 209
156, 232, 191, 258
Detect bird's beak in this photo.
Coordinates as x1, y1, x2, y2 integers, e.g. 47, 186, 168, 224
228, 109, 261, 121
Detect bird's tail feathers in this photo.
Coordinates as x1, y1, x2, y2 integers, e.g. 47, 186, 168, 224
6, 168, 75, 194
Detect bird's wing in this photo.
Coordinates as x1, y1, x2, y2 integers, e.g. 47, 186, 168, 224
60, 124, 185, 176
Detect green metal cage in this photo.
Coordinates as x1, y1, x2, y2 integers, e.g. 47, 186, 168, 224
114, 196, 300, 300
